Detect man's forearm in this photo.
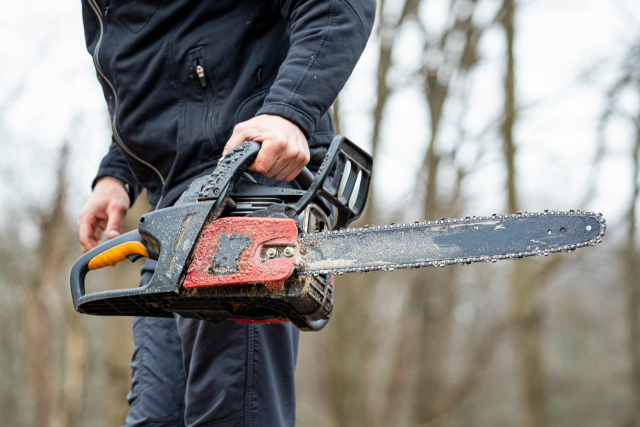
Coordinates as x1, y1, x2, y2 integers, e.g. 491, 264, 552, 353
257, 0, 376, 138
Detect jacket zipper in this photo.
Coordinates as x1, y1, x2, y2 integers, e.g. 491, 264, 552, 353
86, 0, 166, 207
193, 59, 218, 150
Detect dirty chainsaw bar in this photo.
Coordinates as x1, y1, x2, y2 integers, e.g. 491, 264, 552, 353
70, 136, 606, 331
296, 210, 606, 275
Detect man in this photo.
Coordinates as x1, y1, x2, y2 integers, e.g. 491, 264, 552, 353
77, 1, 375, 425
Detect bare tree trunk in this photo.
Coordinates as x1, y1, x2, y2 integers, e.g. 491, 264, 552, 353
364, 0, 418, 227
624, 110, 640, 426
26, 145, 72, 427
324, 2, 420, 425
423, 313, 518, 423
411, 270, 456, 425
408, 57, 459, 426
332, 97, 342, 136
501, 0, 518, 215
500, 2, 547, 426
325, 287, 372, 425
61, 310, 86, 427
326, 1, 495, 424
509, 269, 546, 427
381, 304, 418, 425
411, 121, 449, 426
409, 3, 486, 423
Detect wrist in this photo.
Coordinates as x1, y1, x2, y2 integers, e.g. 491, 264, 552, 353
256, 106, 313, 140
95, 176, 131, 201
95, 176, 128, 191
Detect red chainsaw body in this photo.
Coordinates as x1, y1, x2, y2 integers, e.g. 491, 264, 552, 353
183, 217, 298, 290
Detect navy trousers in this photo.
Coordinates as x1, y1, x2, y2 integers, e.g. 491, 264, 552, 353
124, 262, 300, 427
123, 175, 305, 426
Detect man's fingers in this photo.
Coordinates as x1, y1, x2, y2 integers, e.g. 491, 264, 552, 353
283, 163, 307, 182
106, 202, 127, 239
273, 161, 298, 181
94, 219, 107, 240
223, 125, 249, 157
224, 115, 308, 180
270, 163, 292, 181
78, 215, 99, 253
279, 159, 307, 181
78, 177, 131, 252
248, 144, 281, 177
267, 151, 295, 180
285, 160, 309, 182
273, 144, 310, 181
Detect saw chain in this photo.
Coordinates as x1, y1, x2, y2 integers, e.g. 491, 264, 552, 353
296, 210, 606, 276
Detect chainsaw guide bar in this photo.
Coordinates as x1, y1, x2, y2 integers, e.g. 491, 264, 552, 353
70, 135, 606, 331
296, 210, 605, 276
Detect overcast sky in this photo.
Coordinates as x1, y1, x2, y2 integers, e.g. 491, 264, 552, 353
1, 0, 639, 241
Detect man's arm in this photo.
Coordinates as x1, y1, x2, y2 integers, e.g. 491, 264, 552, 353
224, 0, 376, 181
263, 0, 376, 138
78, 141, 140, 252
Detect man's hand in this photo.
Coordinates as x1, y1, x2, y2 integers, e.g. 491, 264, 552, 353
223, 115, 310, 181
77, 177, 130, 253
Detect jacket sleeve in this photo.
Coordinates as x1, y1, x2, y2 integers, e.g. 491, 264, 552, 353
92, 140, 142, 206
256, 0, 376, 139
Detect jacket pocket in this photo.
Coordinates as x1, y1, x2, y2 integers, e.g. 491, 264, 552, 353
189, 47, 219, 151
110, 0, 164, 33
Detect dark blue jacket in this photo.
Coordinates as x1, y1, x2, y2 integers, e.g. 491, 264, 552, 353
81, 0, 376, 208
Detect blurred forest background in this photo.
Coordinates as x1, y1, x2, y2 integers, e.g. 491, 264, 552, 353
1, 0, 640, 426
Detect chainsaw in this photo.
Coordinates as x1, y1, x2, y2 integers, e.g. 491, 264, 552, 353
70, 136, 606, 331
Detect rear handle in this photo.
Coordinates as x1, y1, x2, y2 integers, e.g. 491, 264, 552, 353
70, 230, 155, 309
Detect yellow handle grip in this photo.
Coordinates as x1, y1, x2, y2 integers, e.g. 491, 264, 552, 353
88, 241, 150, 270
